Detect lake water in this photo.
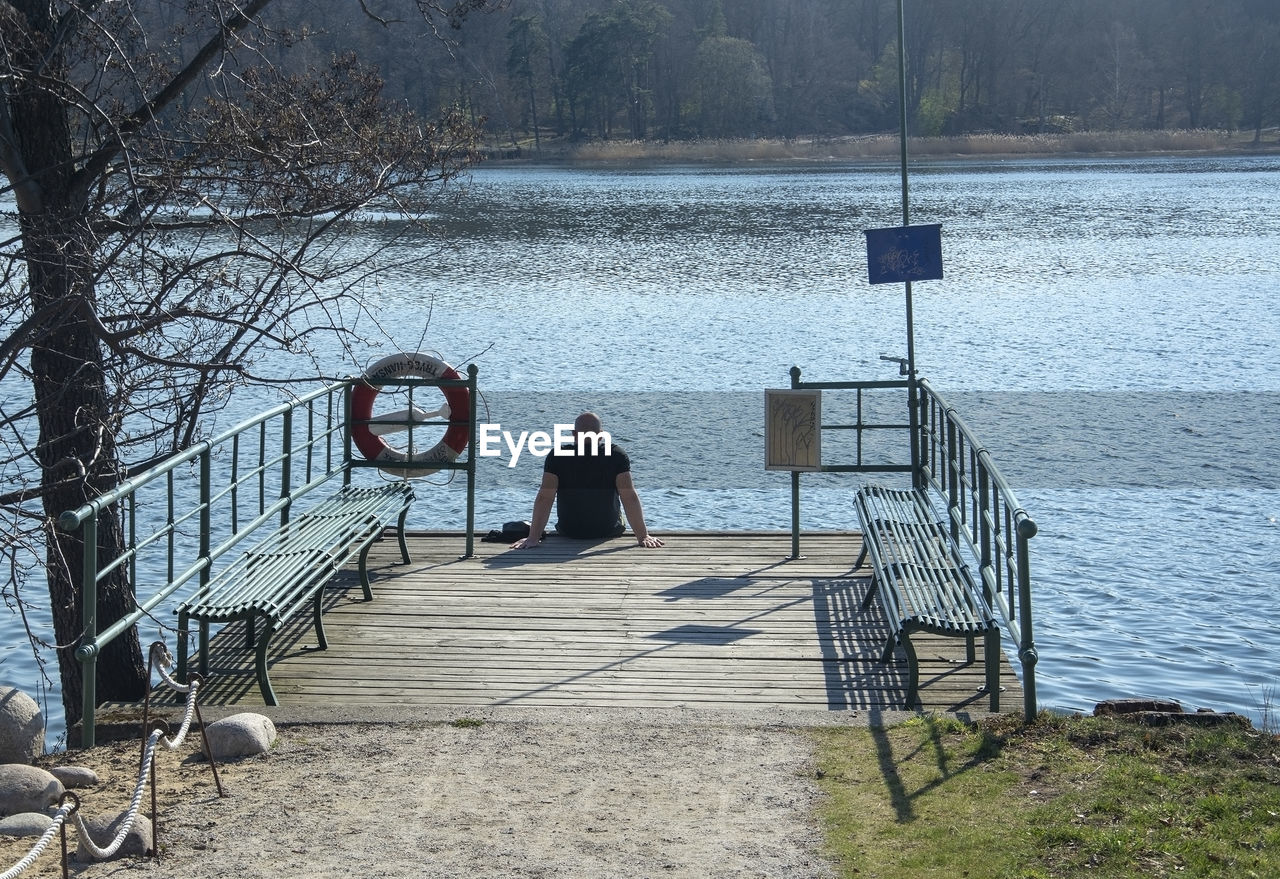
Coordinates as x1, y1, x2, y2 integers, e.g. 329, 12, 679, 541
5, 155, 1280, 742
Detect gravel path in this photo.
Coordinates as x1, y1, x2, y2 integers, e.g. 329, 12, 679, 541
19, 707, 866, 878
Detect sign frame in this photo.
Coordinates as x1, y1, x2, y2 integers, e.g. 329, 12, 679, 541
764, 389, 821, 472
864, 223, 943, 285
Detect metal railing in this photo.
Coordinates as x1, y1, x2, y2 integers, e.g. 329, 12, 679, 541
916, 376, 1039, 718
58, 369, 478, 747
786, 367, 1038, 719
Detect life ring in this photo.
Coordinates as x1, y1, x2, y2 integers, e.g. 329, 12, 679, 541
351, 352, 470, 478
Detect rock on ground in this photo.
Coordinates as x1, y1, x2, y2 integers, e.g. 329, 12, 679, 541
75, 810, 153, 861
47, 765, 99, 789
0, 764, 64, 817
0, 690, 44, 765
202, 713, 277, 760
0, 812, 54, 837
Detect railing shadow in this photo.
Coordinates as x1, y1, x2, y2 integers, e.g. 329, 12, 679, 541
811, 578, 906, 709
184, 580, 360, 705
865, 711, 999, 824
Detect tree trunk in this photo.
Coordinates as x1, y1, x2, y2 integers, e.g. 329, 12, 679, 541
10, 1, 147, 729
25, 220, 148, 729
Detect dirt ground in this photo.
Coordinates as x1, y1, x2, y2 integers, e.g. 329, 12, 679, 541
4, 708, 849, 879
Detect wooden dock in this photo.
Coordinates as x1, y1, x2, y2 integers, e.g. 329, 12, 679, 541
190, 531, 1022, 716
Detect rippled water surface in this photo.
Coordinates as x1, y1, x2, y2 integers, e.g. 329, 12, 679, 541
6, 155, 1280, 740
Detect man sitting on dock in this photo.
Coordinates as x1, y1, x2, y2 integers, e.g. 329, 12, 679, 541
511, 412, 664, 549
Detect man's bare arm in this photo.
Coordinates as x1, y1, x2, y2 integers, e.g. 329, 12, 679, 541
512, 471, 557, 549
617, 472, 663, 548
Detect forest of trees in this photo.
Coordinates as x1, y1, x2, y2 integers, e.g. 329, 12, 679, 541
281, 0, 1280, 150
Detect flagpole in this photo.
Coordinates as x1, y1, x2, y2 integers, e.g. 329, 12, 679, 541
896, 0, 921, 488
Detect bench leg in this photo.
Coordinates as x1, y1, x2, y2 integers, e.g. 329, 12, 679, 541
395, 504, 411, 565
965, 633, 976, 664
900, 633, 921, 709
860, 575, 879, 612
357, 541, 375, 601
879, 632, 898, 664
255, 619, 280, 706
984, 629, 1001, 712
312, 586, 329, 651
853, 542, 868, 572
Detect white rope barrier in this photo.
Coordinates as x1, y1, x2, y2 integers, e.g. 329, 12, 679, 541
161, 683, 200, 749
149, 642, 192, 694
0, 805, 73, 879
71, 730, 162, 862
0, 639, 221, 876
147, 640, 201, 748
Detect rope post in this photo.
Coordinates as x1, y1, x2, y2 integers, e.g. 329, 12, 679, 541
141, 718, 169, 778
140, 642, 163, 765
149, 722, 163, 861
189, 674, 225, 797
58, 792, 79, 879
144, 642, 225, 796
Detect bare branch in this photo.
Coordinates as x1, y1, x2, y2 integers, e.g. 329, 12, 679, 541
357, 0, 399, 27
72, 0, 278, 201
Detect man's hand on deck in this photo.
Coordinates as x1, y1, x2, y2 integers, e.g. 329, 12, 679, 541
511, 535, 541, 549
636, 535, 664, 548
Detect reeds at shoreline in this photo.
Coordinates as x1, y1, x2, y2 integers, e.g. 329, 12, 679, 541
495, 129, 1275, 163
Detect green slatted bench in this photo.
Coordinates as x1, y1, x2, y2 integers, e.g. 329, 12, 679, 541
853, 484, 1001, 709
175, 482, 414, 705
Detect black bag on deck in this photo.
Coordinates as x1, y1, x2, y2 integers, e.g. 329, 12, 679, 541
481, 520, 532, 542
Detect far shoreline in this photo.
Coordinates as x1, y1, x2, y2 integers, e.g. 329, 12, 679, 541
481, 128, 1280, 166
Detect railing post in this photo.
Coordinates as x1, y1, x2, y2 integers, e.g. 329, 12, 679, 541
197, 446, 212, 675
946, 417, 960, 545
304, 399, 316, 486
1016, 516, 1039, 721
915, 386, 929, 485
77, 514, 99, 748
789, 366, 802, 560
978, 462, 993, 600
279, 409, 293, 527
855, 387, 865, 468
464, 363, 479, 559
908, 373, 922, 491
343, 381, 354, 486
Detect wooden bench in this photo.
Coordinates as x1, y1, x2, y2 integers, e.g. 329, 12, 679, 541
853, 484, 1001, 710
175, 481, 414, 705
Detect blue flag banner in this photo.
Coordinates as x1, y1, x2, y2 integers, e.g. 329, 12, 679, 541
864, 223, 943, 285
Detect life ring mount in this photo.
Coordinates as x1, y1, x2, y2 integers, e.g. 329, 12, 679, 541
350, 352, 470, 478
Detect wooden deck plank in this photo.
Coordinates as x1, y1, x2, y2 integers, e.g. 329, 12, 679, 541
191, 531, 1024, 715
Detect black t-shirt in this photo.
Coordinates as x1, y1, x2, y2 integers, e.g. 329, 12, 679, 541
543, 443, 631, 538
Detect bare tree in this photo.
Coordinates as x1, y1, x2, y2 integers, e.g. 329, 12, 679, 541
0, 0, 494, 728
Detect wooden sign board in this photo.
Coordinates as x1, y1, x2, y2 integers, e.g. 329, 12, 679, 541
764, 389, 821, 471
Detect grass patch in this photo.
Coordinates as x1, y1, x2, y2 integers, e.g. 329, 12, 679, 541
813, 713, 1280, 878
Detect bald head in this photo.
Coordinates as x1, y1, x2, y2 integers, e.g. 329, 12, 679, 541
574, 412, 603, 433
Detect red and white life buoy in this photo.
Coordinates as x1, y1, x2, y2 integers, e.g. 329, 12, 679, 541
351, 352, 470, 478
